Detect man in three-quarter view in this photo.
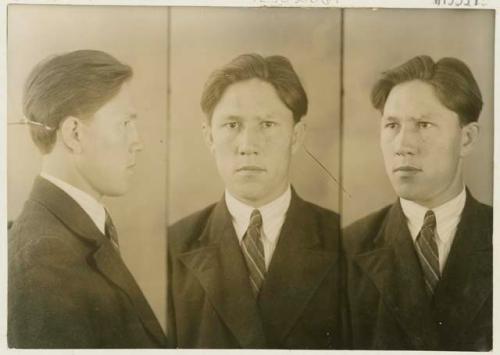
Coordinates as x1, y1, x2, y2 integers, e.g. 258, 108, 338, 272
8, 50, 166, 348
343, 55, 492, 351
167, 53, 343, 349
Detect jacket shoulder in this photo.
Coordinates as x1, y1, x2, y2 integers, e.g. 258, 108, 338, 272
472, 199, 493, 225
10, 200, 66, 240
466, 195, 493, 245
9, 200, 83, 267
303, 199, 340, 222
342, 204, 393, 255
168, 203, 217, 251
296, 198, 341, 249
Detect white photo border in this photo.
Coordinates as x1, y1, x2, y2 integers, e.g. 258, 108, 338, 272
0, 1, 498, 354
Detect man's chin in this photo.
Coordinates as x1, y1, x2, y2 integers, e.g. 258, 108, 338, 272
393, 184, 422, 202
395, 187, 439, 207
228, 186, 267, 206
99, 184, 130, 198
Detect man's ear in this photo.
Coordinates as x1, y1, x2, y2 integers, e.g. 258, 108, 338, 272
60, 116, 83, 154
202, 120, 215, 154
460, 121, 480, 157
291, 120, 307, 154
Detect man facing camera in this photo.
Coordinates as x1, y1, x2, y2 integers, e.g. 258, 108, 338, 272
8, 50, 166, 348
343, 55, 492, 351
168, 54, 343, 349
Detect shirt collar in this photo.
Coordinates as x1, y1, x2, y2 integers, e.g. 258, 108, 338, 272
40, 172, 107, 234
225, 185, 292, 243
400, 188, 466, 243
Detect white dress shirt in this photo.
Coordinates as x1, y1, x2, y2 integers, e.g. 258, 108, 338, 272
40, 173, 106, 235
225, 186, 292, 269
400, 188, 466, 273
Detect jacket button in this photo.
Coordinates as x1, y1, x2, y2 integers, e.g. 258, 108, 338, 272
437, 321, 444, 326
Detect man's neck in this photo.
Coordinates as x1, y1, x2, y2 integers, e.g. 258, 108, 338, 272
41, 156, 102, 202
40, 172, 107, 234
226, 185, 292, 211
228, 183, 291, 208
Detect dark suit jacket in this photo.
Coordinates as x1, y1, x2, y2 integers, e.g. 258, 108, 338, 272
343, 191, 492, 351
168, 190, 343, 349
8, 177, 167, 348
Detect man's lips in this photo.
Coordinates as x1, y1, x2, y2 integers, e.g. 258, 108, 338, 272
393, 166, 422, 173
236, 166, 266, 172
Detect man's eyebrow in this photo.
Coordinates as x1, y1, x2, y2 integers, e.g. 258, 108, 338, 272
415, 114, 433, 120
221, 115, 241, 121
260, 113, 276, 120
128, 113, 138, 119
383, 114, 434, 123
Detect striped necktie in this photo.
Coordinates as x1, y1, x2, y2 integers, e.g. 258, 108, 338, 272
241, 209, 266, 297
105, 211, 120, 251
415, 210, 439, 296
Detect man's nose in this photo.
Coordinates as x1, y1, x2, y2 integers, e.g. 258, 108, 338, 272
237, 126, 261, 155
394, 124, 418, 156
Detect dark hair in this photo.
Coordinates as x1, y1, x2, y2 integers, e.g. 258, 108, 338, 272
371, 55, 483, 125
201, 53, 308, 123
23, 49, 133, 154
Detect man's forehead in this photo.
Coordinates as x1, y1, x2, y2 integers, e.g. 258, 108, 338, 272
386, 82, 435, 105
382, 81, 456, 120
213, 84, 291, 121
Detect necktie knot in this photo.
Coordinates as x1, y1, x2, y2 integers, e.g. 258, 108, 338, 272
105, 212, 119, 250
249, 209, 262, 230
423, 210, 436, 230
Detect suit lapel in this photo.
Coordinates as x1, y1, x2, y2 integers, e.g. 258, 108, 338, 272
30, 176, 166, 346
433, 192, 492, 346
257, 192, 339, 345
178, 198, 267, 348
354, 202, 439, 349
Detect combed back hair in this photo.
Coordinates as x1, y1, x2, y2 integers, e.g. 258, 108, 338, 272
200, 53, 308, 123
371, 55, 483, 125
23, 49, 133, 154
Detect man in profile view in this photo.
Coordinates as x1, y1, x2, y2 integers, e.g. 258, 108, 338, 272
8, 50, 166, 348
168, 53, 343, 349
343, 55, 492, 351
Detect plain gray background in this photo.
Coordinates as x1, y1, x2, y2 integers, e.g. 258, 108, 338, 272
168, 7, 342, 223
342, 8, 494, 226
7, 5, 168, 330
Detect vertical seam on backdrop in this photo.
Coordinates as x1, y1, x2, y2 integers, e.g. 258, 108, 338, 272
339, 8, 345, 227
165, 5, 171, 335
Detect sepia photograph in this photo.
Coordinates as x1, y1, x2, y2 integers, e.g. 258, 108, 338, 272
167, 6, 343, 349
341, 8, 494, 351
6, 4, 168, 348
2, 1, 497, 353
